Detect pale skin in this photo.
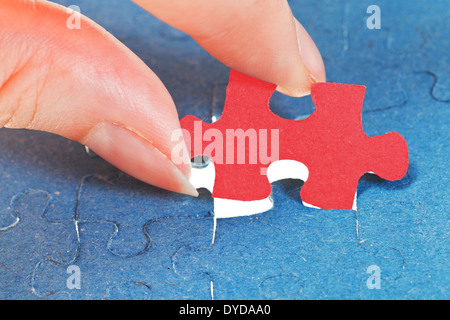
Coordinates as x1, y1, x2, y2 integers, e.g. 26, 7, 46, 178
0, 0, 325, 196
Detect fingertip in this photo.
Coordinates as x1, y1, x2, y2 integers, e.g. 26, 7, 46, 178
276, 19, 326, 97
294, 19, 326, 84
84, 123, 198, 197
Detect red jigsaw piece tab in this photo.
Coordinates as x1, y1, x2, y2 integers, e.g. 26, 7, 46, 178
180, 70, 409, 210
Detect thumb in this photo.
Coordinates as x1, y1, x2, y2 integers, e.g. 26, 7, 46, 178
133, 0, 326, 97
0, 0, 197, 196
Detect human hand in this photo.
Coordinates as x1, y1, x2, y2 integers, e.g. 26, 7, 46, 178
0, 0, 325, 196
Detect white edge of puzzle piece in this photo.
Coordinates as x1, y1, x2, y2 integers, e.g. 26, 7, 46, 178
189, 160, 358, 218
189, 160, 216, 193
214, 160, 311, 218
266, 160, 309, 183
213, 197, 274, 218
190, 161, 271, 218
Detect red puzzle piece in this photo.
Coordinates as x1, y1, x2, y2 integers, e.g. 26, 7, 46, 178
180, 70, 409, 210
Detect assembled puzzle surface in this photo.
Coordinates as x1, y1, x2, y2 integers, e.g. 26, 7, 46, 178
0, 0, 448, 299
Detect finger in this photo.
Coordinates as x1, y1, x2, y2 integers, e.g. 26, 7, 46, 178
0, 0, 197, 196
132, 0, 325, 97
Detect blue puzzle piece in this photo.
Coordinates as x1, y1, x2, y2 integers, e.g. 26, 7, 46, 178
355, 70, 450, 298
0, 127, 113, 299
32, 216, 215, 299
172, 180, 364, 299
384, 1, 450, 102
76, 172, 213, 257
0, 190, 77, 299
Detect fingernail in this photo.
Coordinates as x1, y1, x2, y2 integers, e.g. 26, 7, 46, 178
278, 19, 326, 97
84, 123, 199, 197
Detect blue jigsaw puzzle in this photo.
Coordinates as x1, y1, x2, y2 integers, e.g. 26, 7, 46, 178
0, 0, 448, 299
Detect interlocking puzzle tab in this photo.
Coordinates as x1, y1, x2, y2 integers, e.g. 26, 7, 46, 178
180, 70, 409, 211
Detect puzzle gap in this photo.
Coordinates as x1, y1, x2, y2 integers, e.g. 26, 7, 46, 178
269, 90, 316, 121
